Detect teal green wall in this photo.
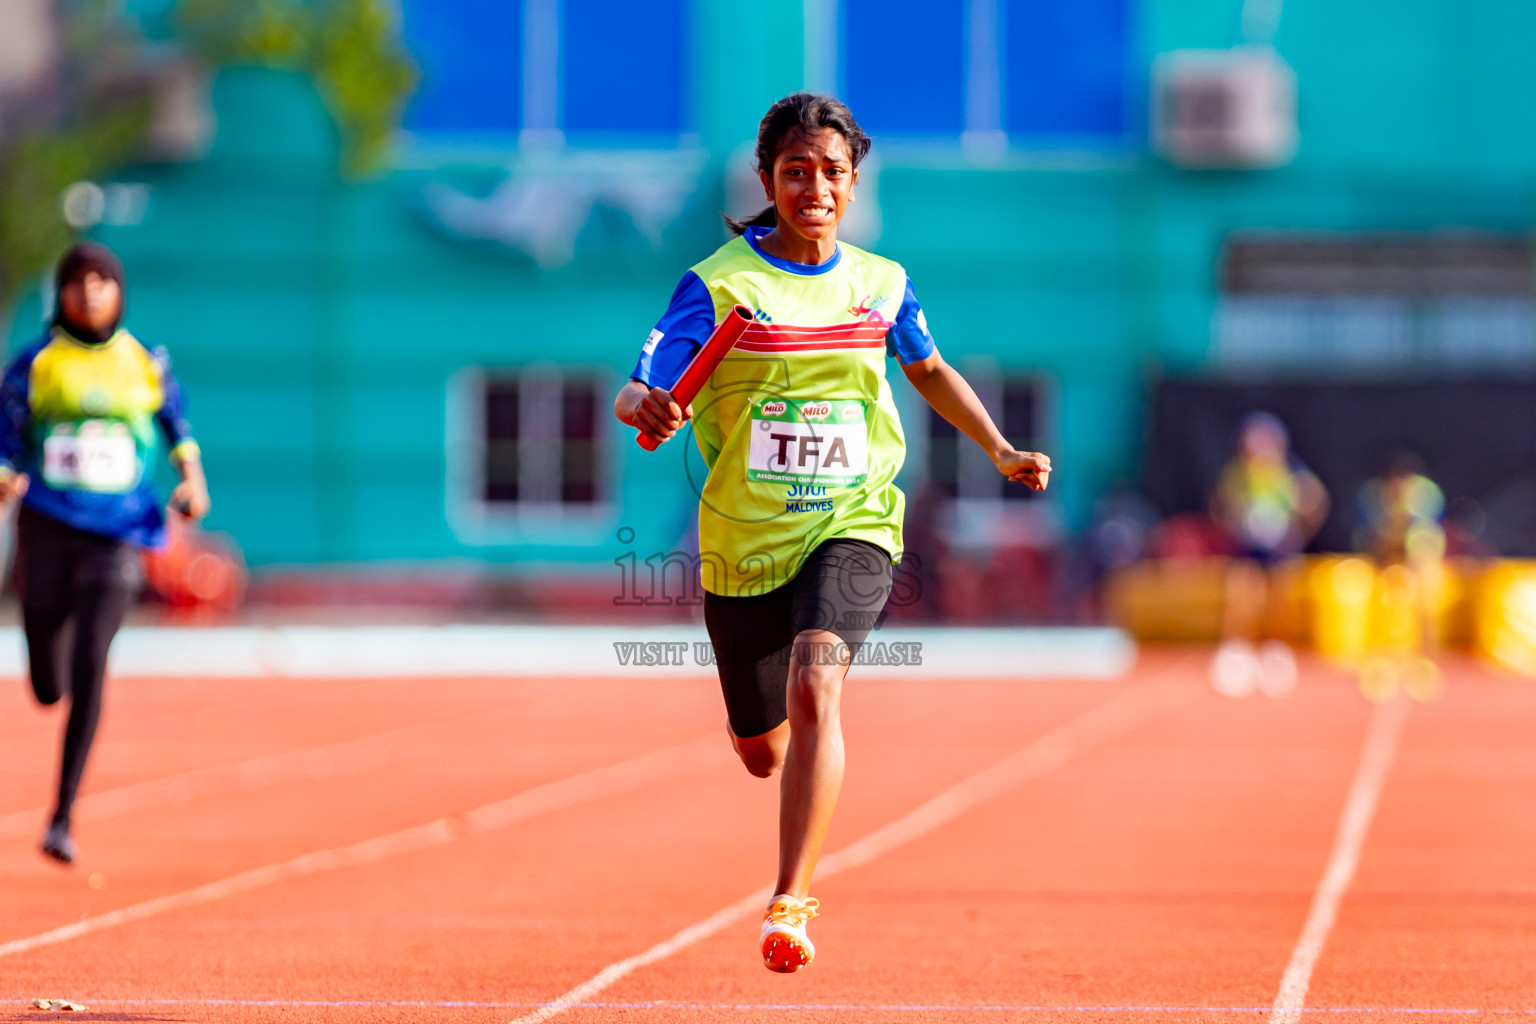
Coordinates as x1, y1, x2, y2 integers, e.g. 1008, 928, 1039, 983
9, 0, 1536, 569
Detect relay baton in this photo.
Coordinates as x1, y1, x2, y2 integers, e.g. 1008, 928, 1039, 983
636, 304, 754, 451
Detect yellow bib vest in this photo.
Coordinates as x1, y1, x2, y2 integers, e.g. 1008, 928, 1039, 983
681, 232, 913, 596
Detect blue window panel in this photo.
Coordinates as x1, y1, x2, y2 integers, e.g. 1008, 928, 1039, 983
842, 0, 965, 135
1004, 0, 1128, 136
563, 0, 685, 134
401, 0, 523, 133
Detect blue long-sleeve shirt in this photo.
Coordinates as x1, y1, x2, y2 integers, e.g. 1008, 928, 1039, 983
0, 326, 199, 547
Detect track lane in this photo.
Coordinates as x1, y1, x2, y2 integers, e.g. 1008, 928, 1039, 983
574, 656, 1387, 1023
6, 653, 1534, 1023
0, 700, 599, 840
0, 676, 725, 942
1270, 697, 1410, 1023
0, 675, 536, 796
1302, 659, 1536, 1013
506, 679, 1201, 1024
1, 670, 1147, 1019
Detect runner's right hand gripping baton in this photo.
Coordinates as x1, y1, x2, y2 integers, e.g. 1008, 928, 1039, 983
636, 304, 754, 451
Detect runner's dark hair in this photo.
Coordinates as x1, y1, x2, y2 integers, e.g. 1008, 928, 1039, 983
723, 92, 871, 236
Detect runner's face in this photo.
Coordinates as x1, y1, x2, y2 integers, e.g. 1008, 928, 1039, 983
760, 129, 857, 245
60, 271, 122, 332
1240, 422, 1286, 463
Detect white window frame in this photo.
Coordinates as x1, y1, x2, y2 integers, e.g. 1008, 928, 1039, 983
920, 360, 1060, 543
445, 364, 617, 545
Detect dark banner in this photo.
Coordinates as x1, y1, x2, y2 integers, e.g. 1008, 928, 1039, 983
1142, 378, 1536, 555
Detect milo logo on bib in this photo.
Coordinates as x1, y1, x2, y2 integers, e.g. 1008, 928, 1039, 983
747, 398, 868, 487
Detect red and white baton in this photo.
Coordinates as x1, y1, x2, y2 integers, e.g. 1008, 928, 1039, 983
636, 304, 754, 451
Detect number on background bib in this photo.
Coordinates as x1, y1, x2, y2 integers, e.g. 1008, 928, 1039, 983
42, 421, 138, 493
747, 399, 868, 487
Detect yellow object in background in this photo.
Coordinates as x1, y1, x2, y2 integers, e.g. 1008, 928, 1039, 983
1303, 557, 1460, 668
1102, 557, 1227, 642
1308, 557, 1375, 665
1102, 553, 1530, 680
1371, 564, 1422, 657
1265, 558, 1312, 645
1471, 561, 1536, 675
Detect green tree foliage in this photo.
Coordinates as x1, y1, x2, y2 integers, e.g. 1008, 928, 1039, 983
0, 0, 416, 310
0, 2, 153, 306
0, 109, 150, 308
175, 0, 417, 177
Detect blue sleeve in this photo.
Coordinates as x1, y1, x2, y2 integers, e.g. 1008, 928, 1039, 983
631, 271, 715, 390
151, 345, 198, 456
0, 341, 42, 472
886, 275, 936, 365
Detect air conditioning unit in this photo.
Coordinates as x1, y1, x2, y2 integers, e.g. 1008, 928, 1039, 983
1151, 47, 1297, 169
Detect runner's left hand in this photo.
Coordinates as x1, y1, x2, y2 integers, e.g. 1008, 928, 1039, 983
995, 450, 1051, 491
169, 477, 211, 519
0, 469, 28, 505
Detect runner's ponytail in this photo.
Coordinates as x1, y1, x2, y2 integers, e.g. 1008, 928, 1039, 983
722, 92, 870, 237
722, 206, 778, 236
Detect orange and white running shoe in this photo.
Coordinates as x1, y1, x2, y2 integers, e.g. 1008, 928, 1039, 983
760, 894, 820, 973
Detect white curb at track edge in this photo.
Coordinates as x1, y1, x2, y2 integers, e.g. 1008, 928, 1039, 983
0, 626, 1135, 680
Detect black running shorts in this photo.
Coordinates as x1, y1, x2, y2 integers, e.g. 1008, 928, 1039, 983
703, 538, 894, 739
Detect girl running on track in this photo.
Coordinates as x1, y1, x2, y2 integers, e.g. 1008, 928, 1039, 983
0, 242, 209, 864
615, 93, 1051, 973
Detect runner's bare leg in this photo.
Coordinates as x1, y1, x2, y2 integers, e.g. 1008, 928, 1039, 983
775, 628, 850, 898
730, 720, 790, 779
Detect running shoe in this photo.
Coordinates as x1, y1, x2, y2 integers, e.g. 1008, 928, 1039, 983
40, 822, 76, 865
760, 894, 819, 973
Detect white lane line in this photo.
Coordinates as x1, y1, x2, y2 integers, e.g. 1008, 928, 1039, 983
508, 680, 1198, 1024
0, 734, 719, 960
1270, 696, 1411, 1024
10, 998, 1529, 1013
0, 708, 517, 839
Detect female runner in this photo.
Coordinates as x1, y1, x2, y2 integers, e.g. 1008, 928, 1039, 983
615, 93, 1050, 972
0, 242, 210, 864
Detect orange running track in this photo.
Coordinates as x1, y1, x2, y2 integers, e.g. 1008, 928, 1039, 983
1, 649, 1534, 1022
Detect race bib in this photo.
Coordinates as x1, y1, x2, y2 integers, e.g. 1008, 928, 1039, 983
42, 420, 138, 493
747, 399, 868, 487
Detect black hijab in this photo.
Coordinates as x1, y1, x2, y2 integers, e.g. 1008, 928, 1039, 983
52, 242, 126, 345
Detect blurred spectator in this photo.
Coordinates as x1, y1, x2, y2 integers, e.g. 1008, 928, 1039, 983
1207, 412, 1329, 697
1146, 512, 1230, 560
887, 482, 946, 623
1355, 450, 1446, 567
1083, 480, 1161, 573
1353, 450, 1446, 699
1441, 495, 1495, 558
1061, 479, 1161, 621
